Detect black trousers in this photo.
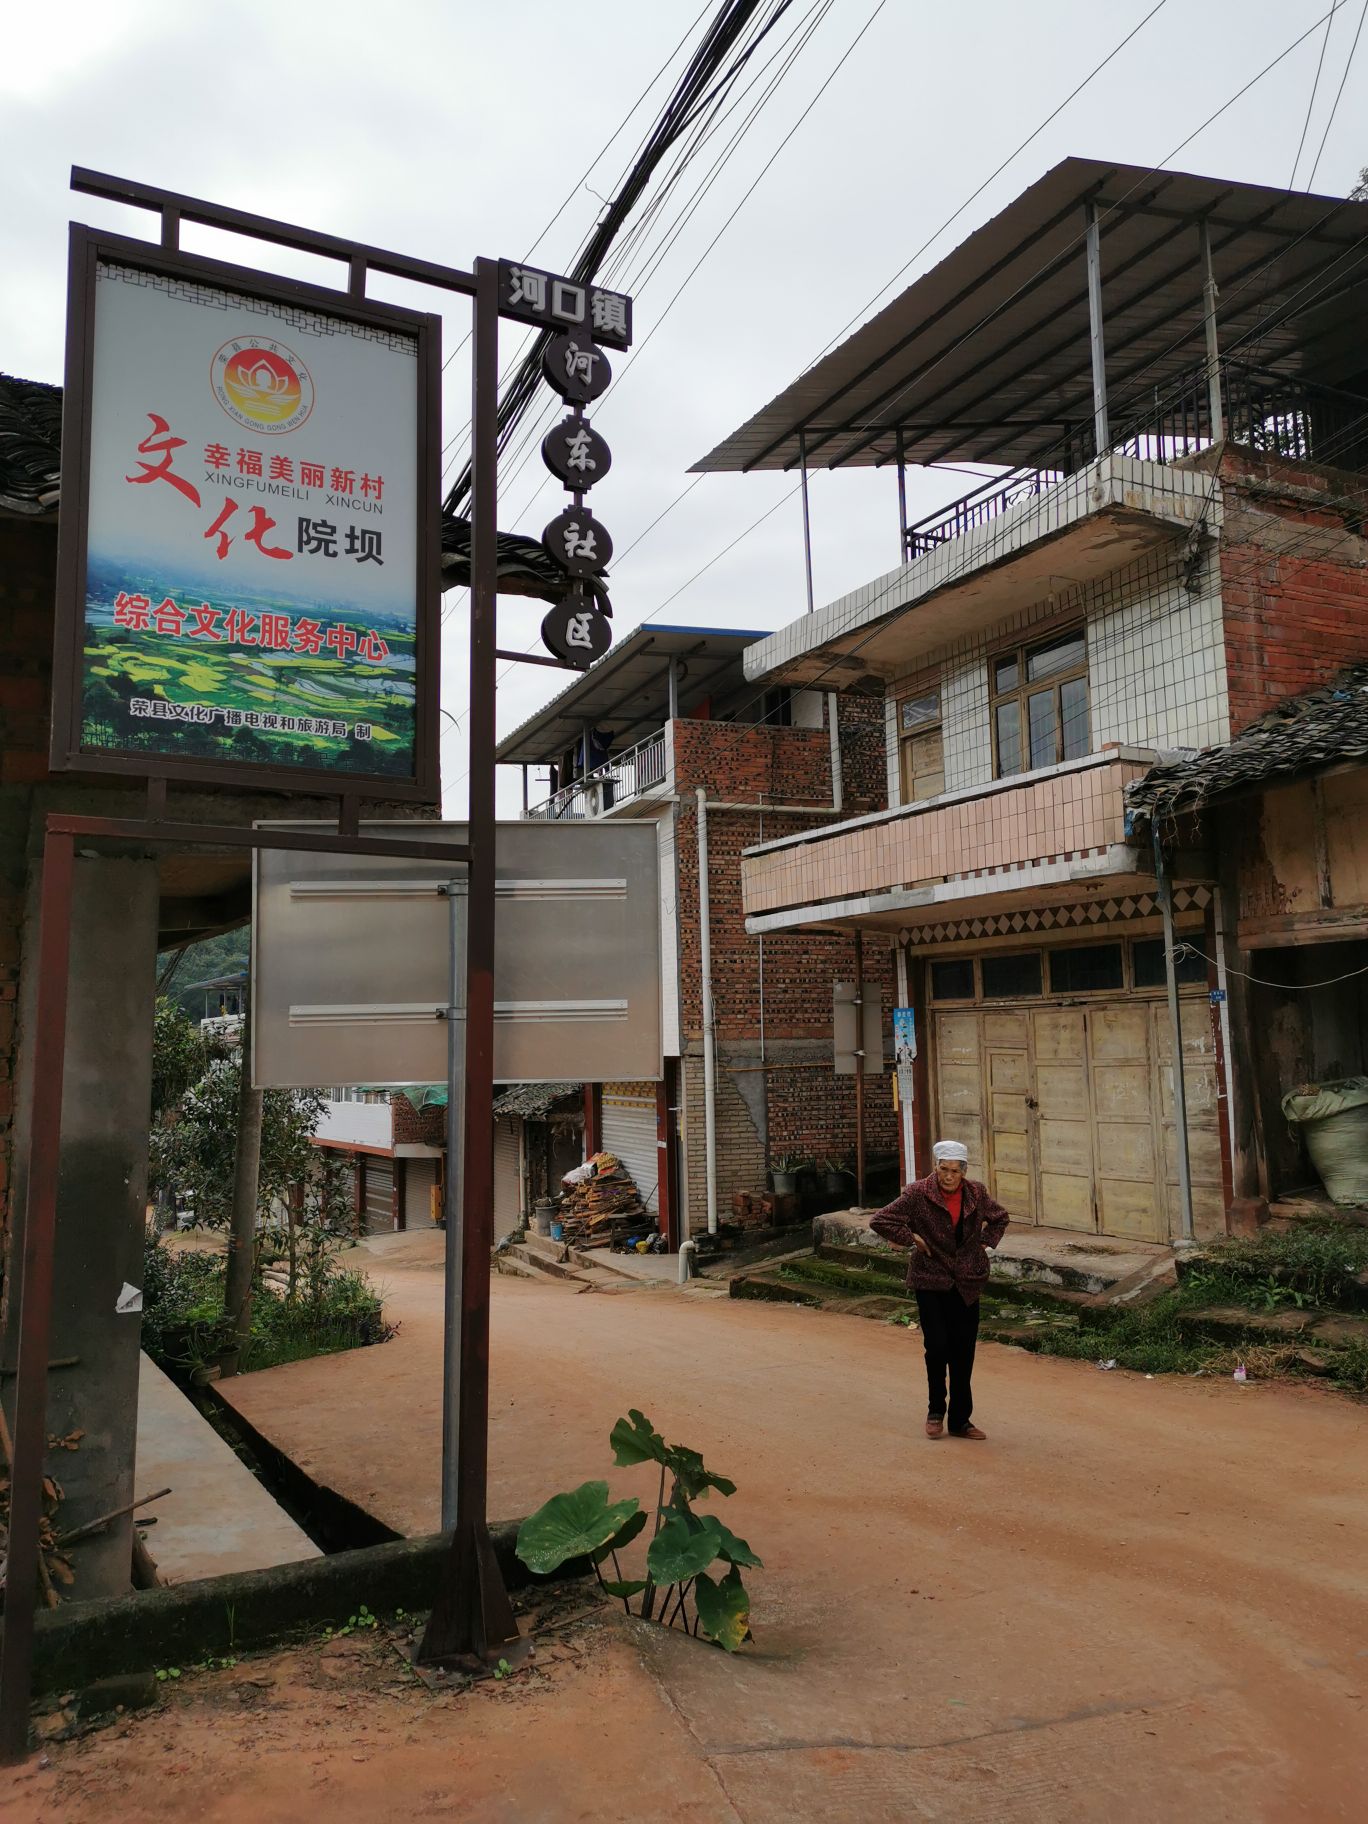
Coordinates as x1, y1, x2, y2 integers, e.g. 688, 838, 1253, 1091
915, 1288, 980, 1430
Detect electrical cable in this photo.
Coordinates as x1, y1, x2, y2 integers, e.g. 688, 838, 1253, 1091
1305, 0, 1368, 190
1174, 943, 1368, 989
808, 0, 1170, 370
446, 4, 1364, 801
1289, 1, 1342, 186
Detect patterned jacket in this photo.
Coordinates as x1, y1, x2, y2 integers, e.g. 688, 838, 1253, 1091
869, 1174, 1011, 1305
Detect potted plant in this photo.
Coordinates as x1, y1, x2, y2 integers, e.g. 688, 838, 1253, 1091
818, 1153, 853, 1196
771, 1153, 806, 1196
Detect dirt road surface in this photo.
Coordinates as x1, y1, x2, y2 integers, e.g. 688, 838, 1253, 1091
7, 1250, 1368, 1821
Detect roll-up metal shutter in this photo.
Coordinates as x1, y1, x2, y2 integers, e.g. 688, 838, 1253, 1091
403, 1157, 439, 1231
362, 1159, 394, 1235
493, 1117, 522, 1238
600, 1083, 659, 1216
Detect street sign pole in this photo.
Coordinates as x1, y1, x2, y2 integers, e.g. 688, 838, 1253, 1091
419, 257, 524, 1667
438, 876, 468, 1532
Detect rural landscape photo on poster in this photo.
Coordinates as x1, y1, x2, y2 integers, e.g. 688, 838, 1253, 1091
79, 260, 423, 780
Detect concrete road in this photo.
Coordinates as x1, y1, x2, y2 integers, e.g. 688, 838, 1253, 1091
207, 1247, 1368, 1821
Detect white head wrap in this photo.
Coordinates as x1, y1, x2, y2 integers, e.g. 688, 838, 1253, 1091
932, 1140, 969, 1164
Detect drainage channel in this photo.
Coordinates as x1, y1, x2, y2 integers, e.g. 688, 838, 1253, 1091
173, 1372, 399, 1555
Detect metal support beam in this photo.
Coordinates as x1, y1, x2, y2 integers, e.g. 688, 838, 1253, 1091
438, 877, 468, 1531
798, 427, 815, 616
419, 256, 523, 1669
1155, 828, 1195, 1247
1199, 218, 1224, 442
666, 655, 680, 722
853, 930, 867, 1210
895, 427, 908, 563
1085, 201, 1109, 456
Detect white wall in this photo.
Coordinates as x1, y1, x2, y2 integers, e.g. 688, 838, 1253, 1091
315, 1096, 393, 1151
885, 536, 1230, 806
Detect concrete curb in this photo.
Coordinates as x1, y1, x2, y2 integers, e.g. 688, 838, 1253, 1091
31, 1523, 588, 1698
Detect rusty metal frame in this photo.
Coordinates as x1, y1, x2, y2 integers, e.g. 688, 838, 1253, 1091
0, 166, 579, 1758
52, 221, 443, 803
0, 811, 477, 1757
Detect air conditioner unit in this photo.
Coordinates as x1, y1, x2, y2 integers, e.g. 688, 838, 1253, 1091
580, 779, 614, 817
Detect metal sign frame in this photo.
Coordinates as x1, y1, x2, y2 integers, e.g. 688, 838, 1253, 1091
50, 223, 443, 803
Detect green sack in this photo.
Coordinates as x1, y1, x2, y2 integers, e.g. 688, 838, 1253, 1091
1281, 1077, 1368, 1205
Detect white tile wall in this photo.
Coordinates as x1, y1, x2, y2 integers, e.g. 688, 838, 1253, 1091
884, 534, 1230, 798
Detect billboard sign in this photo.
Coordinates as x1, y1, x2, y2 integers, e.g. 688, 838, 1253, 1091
52, 230, 440, 797
252, 820, 662, 1087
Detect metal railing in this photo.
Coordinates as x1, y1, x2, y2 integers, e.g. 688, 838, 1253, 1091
903, 359, 1368, 561
530, 726, 670, 820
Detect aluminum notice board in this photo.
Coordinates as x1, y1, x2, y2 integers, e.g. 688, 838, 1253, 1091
252, 820, 661, 1088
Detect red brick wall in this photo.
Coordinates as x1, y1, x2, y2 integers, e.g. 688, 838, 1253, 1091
669, 696, 897, 1184
1218, 450, 1368, 732
390, 1093, 445, 1147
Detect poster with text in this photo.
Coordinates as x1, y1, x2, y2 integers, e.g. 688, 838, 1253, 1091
78, 259, 424, 782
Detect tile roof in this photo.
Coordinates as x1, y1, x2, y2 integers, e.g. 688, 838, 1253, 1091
0, 372, 563, 599
1126, 662, 1368, 824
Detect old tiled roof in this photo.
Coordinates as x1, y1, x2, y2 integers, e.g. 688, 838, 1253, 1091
0, 372, 563, 599
491, 1081, 583, 1120
1127, 663, 1368, 824
0, 374, 62, 515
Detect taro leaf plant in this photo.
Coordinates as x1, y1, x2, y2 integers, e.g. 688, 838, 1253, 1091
515, 1409, 760, 1651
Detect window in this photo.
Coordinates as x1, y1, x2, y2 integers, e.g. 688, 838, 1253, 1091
930, 958, 975, 1001
981, 952, 1043, 999
1132, 937, 1208, 988
1049, 943, 1124, 994
897, 688, 945, 804
990, 628, 1089, 777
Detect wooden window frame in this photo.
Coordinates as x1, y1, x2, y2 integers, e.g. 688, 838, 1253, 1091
896, 686, 944, 804
989, 625, 1089, 779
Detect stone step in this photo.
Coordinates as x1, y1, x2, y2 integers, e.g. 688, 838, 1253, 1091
1176, 1303, 1368, 1348
518, 1230, 649, 1284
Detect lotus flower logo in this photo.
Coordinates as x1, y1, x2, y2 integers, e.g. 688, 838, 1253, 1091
212, 339, 314, 434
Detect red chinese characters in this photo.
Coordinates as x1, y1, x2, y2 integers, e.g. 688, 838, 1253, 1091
126, 414, 201, 507
110, 590, 391, 663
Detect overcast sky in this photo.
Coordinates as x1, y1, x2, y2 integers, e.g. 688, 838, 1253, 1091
5, 0, 1365, 814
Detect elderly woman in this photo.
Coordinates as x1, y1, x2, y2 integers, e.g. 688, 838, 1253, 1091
870, 1141, 1010, 1441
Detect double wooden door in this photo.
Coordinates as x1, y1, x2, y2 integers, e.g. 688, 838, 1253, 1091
934, 998, 1222, 1242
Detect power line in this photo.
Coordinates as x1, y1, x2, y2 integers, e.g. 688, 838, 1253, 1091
451, 3, 1357, 802
1305, 0, 1368, 190
1288, 1, 1341, 186
806, 0, 1170, 369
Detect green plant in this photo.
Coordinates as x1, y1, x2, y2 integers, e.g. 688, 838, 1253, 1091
515, 1410, 760, 1652
772, 1153, 807, 1175
493, 1657, 513, 1681
141, 1233, 394, 1377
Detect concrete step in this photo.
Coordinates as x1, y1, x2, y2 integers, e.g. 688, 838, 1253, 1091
518, 1230, 651, 1284
1176, 1303, 1368, 1348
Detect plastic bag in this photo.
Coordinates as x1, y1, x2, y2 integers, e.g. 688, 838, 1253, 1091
1281, 1076, 1368, 1204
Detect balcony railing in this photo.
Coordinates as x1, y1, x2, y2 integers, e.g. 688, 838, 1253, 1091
904, 359, 1368, 561
530, 727, 669, 821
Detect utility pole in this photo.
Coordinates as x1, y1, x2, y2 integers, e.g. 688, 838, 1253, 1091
853, 930, 867, 1209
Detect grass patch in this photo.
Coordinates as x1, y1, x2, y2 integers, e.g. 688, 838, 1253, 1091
1181, 1223, 1368, 1311
777, 1257, 909, 1299
142, 1233, 394, 1379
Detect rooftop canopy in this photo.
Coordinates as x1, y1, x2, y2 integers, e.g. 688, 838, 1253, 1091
494, 624, 765, 764
691, 158, 1368, 476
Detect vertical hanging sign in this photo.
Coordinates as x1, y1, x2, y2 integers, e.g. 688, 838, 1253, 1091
496, 260, 632, 671
52, 230, 441, 798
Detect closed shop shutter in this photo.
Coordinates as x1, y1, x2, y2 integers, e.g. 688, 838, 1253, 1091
601, 1084, 659, 1217
403, 1157, 439, 1231
493, 1118, 522, 1238
362, 1159, 394, 1235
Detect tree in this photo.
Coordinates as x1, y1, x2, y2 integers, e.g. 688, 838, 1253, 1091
1351, 167, 1368, 202
148, 998, 222, 1221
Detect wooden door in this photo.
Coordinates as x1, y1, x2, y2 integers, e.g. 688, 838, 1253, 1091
1031, 1007, 1096, 1231
1088, 1003, 1164, 1241
986, 1043, 1035, 1223
1152, 998, 1224, 1240
934, 1011, 986, 1172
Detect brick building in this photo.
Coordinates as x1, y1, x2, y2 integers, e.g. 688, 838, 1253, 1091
496, 624, 897, 1242
691, 158, 1368, 1245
